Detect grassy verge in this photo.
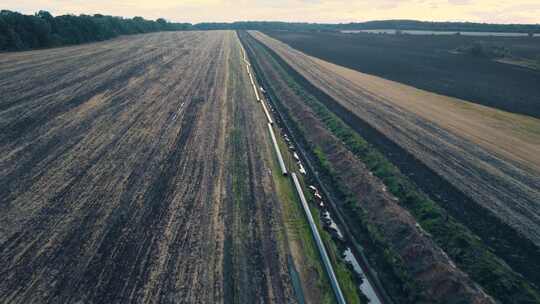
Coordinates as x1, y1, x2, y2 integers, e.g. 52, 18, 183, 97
292, 155, 365, 304
269, 97, 364, 303
310, 198, 366, 304
269, 131, 335, 304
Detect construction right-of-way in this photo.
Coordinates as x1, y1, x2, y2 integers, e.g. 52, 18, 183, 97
267, 122, 287, 175
292, 173, 347, 304
239, 34, 347, 304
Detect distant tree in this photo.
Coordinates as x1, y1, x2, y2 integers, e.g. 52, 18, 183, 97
36, 10, 53, 22
0, 14, 7, 49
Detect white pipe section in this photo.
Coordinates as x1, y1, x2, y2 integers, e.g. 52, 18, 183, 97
291, 173, 346, 304
261, 100, 274, 125
252, 84, 260, 102
268, 123, 287, 175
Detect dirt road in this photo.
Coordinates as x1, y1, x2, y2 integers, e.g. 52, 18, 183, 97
0, 31, 302, 303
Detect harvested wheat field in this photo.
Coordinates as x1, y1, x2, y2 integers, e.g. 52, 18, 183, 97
0, 31, 320, 303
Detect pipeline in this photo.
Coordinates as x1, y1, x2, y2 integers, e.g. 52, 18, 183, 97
291, 173, 346, 304
267, 123, 288, 175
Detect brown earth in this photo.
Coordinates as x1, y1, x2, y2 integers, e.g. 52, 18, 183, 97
249, 31, 540, 248
241, 30, 494, 304
0, 31, 307, 303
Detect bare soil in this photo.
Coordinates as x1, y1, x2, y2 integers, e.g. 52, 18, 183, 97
262, 30, 540, 118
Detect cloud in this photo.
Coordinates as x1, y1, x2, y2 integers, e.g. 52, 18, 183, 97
448, 0, 472, 5
2, 0, 539, 24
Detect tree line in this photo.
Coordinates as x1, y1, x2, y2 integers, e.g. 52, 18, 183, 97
0, 10, 191, 51
2, 9, 539, 52
339, 20, 540, 34
195, 20, 540, 33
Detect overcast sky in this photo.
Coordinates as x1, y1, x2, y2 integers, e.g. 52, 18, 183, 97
3, 0, 540, 24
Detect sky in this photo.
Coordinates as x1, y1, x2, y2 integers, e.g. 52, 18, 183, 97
3, 0, 540, 24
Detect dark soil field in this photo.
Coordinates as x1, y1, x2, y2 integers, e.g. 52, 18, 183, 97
0, 31, 319, 303
263, 30, 540, 118
240, 30, 497, 304
248, 30, 540, 303
251, 31, 540, 249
